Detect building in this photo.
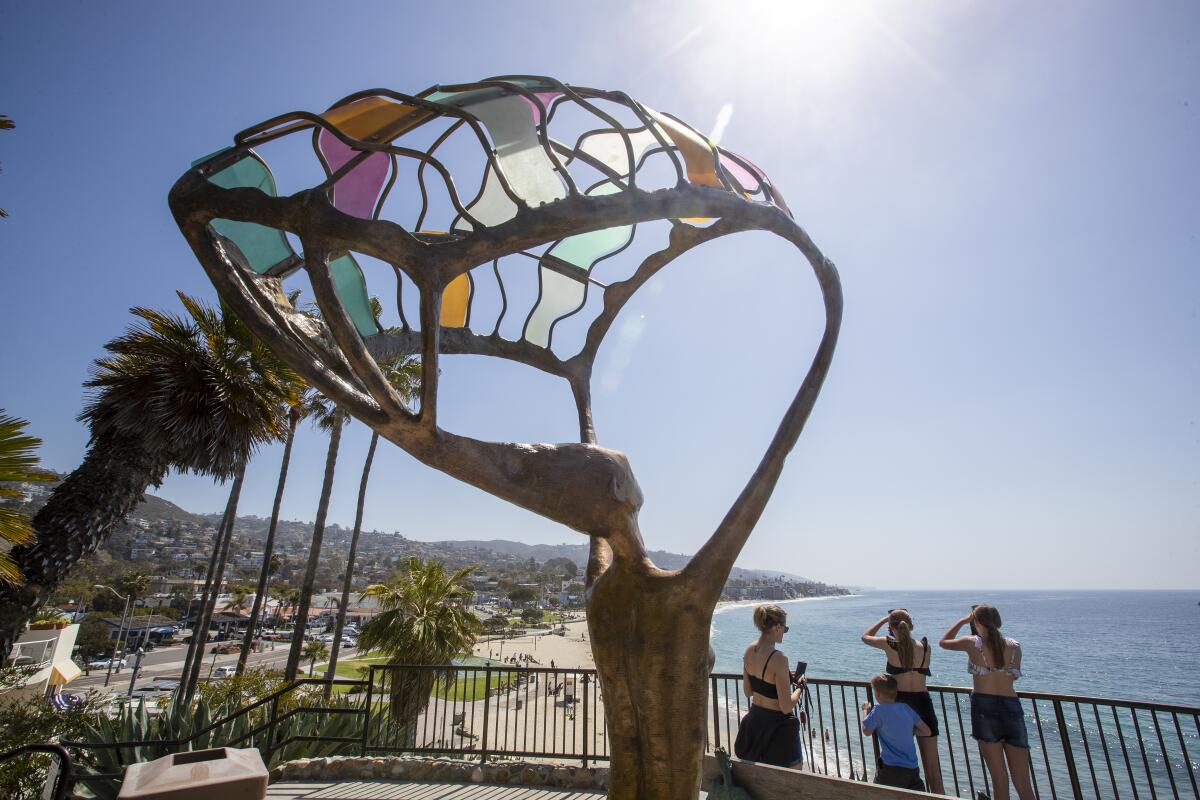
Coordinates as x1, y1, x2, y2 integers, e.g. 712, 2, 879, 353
3, 624, 81, 698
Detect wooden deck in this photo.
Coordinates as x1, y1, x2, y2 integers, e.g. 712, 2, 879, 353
267, 782, 607, 799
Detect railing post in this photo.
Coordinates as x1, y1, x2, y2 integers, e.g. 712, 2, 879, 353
265, 693, 281, 765
361, 671, 374, 756
582, 674, 590, 768
480, 667, 492, 763
1053, 699, 1085, 800
710, 674, 722, 752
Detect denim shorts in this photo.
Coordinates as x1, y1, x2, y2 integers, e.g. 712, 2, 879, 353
971, 693, 1029, 749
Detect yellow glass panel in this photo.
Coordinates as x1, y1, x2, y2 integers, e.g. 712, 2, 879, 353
646, 108, 722, 188
323, 97, 432, 143
440, 273, 470, 328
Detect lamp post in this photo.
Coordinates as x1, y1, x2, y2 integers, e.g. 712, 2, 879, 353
96, 585, 130, 687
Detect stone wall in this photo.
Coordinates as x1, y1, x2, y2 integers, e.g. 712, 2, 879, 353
271, 756, 609, 790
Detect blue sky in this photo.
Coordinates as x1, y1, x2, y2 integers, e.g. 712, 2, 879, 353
2, 2, 1196, 589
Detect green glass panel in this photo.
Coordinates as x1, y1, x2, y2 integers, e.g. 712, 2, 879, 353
547, 182, 628, 271
206, 155, 295, 274
329, 254, 380, 337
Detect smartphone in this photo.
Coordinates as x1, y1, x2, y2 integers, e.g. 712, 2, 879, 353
969, 605, 979, 636
793, 660, 808, 682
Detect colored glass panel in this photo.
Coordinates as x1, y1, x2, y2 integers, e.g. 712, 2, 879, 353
440, 273, 470, 328
524, 270, 585, 348
645, 108, 721, 188
207, 155, 295, 274
454, 163, 519, 232
578, 127, 659, 178
719, 152, 762, 195
546, 182, 629, 270
318, 128, 391, 220
322, 96, 432, 143
459, 93, 567, 208
328, 254, 380, 337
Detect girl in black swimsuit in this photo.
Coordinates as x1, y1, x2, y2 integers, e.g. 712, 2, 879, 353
861, 609, 944, 794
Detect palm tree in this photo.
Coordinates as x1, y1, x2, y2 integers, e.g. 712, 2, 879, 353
176, 295, 302, 701
303, 640, 329, 677
324, 356, 421, 684
0, 293, 299, 662
236, 393, 307, 676
0, 114, 13, 218
358, 558, 481, 742
0, 411, 52, 585
283, 391, 348, 681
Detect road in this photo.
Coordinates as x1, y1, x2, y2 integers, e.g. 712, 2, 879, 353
72, 641, 357, 695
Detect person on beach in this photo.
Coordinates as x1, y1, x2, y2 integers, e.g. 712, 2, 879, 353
861, 674, 931, 790
861, 609, 944, 794
734, 604, 805, 768
940, 605, 1034, 800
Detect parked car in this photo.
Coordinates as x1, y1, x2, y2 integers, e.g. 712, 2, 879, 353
211, 665, 237, 678
86, 657, 127, 670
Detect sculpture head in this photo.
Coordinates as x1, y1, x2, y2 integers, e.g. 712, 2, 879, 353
170, 75, 840, 556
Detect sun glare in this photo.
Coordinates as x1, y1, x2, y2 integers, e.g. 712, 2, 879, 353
705, 0, 872, 90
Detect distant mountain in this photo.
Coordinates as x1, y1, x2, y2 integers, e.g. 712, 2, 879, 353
435, 539, 814, 583
134, 493, 206, 525
18, 476, 204, 526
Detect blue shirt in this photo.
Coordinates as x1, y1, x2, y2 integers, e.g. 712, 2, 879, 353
863, 701, 921, 769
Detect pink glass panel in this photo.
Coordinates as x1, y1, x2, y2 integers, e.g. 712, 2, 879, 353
719, 152, 761, 195
318, 128, 391, 220
521, 91, 560, 124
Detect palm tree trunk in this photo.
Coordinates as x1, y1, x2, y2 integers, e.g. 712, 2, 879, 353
0, 436, 168, 665
324, 431, 377, 689
182, 465, 245, 702
285, 415, 342, 681
179, 485, 234, 696
237, 410, 299, 676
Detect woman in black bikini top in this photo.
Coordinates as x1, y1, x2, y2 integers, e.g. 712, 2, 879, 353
734, 604, 805, 768
861, 609, 944, 794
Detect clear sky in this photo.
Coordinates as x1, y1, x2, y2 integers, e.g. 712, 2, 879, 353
2, 2, 1197, 590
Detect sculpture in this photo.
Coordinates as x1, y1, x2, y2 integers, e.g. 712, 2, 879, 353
169, 76, 842, 799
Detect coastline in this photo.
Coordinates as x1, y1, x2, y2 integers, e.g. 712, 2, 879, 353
713, 593, 859, 615
469, 594, 859, 671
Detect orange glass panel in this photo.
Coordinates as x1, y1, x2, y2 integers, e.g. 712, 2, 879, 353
323, 97, 433, 143
646, 108, 721, 188
440, 273, 470, 328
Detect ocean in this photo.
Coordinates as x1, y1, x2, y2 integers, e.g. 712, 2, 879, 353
709, 590, 1200, 708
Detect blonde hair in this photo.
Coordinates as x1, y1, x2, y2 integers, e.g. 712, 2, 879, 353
973, 605, 1005, 667
752, 604, 787, 633
870, 674, 898, 701
888, 609, 915, 669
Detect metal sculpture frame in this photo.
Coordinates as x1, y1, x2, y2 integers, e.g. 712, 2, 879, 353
170, 75, 842, 800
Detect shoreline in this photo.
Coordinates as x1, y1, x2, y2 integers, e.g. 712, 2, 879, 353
468, 594, 859, 670
713, 593, 859, 615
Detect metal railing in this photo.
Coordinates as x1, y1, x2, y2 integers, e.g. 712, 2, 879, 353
707, 673, 1199, 799
363, 664, 606, 766
52, 667, 1200, 799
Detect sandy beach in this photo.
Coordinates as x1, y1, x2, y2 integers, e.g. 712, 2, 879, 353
472, 617, 596, 670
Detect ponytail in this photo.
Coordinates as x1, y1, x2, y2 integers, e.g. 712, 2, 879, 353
888, 610, 915, 669
974, 605, 1006, 667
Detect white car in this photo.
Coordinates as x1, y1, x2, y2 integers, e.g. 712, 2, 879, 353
86, 657, 127, 670
211, 665, 237, 678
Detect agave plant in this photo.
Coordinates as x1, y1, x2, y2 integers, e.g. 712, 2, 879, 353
69, 688, 364, 799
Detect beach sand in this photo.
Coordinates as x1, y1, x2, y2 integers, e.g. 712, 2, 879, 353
473, 617, 596, 669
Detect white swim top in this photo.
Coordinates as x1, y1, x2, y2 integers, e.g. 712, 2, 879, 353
967, 635, 1023, 679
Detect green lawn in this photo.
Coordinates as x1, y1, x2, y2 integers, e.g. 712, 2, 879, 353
314, 655, 518, 702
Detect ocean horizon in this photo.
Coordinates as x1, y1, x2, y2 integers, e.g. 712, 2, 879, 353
709, 589, 1199, 708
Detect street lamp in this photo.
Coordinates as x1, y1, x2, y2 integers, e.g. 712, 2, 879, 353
95, 585, 130, 687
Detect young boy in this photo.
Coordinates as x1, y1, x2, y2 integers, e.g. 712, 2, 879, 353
861, 674, 932, 790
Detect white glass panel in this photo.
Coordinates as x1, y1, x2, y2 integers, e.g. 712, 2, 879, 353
524, 269, 586, 348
